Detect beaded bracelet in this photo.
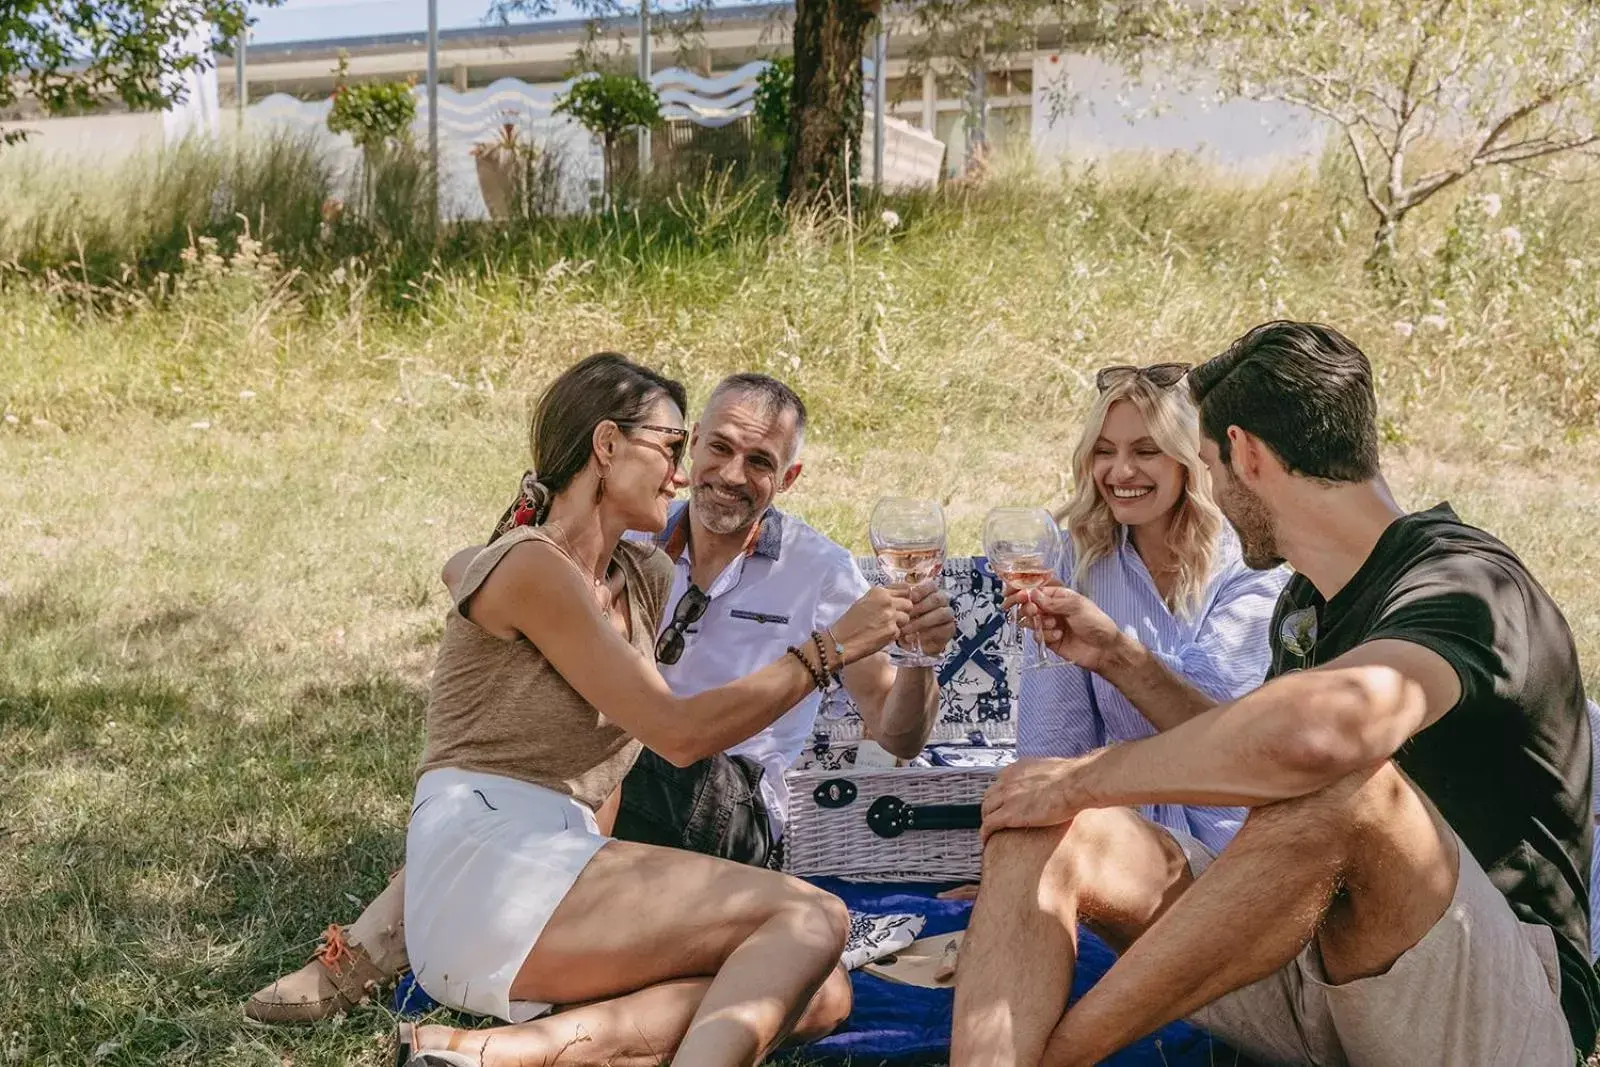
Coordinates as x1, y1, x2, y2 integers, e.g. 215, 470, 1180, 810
810, 630, 842, 691
786, 644, 828, 691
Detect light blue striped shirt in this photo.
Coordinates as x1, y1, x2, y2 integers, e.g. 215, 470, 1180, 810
1019, 526, 1289, 852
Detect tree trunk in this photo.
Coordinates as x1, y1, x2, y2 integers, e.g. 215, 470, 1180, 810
964, 31, 990, 177
781, 0, 880, 208
1365, 212, 1401, 276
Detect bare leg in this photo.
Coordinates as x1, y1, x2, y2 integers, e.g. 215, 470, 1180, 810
413, 840, 850, 1067
949, 808, 1193, 1067
1042, 763, 1458, 1067
411, 967, 852, 1067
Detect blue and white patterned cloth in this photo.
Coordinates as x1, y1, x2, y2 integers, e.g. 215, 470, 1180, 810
1018, 527, 1288, 853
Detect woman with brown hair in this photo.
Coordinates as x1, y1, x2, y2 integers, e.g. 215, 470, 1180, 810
397, 353, 912, 1066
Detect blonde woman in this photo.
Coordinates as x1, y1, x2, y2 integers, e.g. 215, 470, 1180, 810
1017, 363, 1288, 851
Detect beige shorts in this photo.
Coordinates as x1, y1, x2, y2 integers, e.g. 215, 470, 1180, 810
1169, 831, 1575, 1067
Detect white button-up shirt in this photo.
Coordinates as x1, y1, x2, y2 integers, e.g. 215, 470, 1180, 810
638, 501, 869, 838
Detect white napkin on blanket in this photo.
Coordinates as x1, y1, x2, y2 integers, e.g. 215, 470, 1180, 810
840, 911, 926, 971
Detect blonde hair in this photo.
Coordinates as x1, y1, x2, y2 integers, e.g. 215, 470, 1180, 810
1057, 374, 1223, 618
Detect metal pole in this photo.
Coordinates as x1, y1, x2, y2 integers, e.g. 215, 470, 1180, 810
638, 1, 652, 176
235, 30, 247, 130
427, 0, 439, 228
873, 25, 887, 188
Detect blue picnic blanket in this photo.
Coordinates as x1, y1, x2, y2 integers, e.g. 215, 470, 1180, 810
393, 877, 1234, 1065
779, 878, 1231, 1066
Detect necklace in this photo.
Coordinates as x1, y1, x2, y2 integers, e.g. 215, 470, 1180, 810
543, 520, 612, 620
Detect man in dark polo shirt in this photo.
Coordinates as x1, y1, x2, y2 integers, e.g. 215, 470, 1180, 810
952, 321, 1598, 1066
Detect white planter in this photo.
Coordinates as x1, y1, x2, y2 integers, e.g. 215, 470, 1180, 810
859, 116, 946, 190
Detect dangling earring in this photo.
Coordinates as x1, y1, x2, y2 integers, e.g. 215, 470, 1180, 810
595, 470, 607, 503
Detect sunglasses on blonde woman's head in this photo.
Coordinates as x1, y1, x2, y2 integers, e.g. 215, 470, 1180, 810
1095, 362, 1192, 393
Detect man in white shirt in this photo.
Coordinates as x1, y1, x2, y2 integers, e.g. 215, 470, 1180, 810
245, 372, 955, 1024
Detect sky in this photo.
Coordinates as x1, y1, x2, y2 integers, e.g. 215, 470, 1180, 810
244, 0, 767, 46
246, 0, 589, 44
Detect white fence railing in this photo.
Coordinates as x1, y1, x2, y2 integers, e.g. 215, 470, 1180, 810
244, 59, 943, 219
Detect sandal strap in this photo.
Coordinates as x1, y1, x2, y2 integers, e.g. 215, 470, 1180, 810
313, 925, 388, 1006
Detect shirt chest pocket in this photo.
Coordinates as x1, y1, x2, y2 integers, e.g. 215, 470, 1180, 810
727, 607, 793, 627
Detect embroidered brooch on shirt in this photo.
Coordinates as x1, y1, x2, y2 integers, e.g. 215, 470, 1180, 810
1279, 607, 1318, 658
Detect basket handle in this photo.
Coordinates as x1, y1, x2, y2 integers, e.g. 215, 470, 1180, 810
866, 795, 982, 839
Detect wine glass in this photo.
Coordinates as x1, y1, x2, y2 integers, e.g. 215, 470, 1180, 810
982, 506, 1062, 672
869, 497, 947, 668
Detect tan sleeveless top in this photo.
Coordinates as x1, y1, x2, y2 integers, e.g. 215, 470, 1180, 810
416, 525, 674, 810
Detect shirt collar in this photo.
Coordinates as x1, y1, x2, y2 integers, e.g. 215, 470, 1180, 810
655, 501, 785, 563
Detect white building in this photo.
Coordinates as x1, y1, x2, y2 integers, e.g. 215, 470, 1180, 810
9, 2, 1324, 214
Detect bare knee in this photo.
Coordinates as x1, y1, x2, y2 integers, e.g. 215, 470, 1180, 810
773, 881, 851, 957
1244, 761, 1419, 855
809, 889, 852, 954
791, 966, 853, 1043
981, 808, 1128, 891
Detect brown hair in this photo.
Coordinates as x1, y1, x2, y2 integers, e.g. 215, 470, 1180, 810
518, 352, 688, 525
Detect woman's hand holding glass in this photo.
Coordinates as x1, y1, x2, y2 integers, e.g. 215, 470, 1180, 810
982, 507, 1063, 672
1004, 582, 1128, 674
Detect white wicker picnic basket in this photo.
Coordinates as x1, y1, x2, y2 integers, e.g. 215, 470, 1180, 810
782, 766, 996, 881
780, 556, 1016, 882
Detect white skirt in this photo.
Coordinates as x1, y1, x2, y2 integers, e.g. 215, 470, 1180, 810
404, 767, 609, 1022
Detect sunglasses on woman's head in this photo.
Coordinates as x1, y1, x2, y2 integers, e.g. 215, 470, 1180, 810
1095, 362, 1192, 393
655, 584, 709, 665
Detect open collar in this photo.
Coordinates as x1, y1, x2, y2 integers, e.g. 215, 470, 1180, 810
656, 501, 785, 564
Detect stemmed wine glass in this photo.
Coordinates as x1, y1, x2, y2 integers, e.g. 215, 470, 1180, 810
869, 497, 947, 668
982, 506, 1062, 672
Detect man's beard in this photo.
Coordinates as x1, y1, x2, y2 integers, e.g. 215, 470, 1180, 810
1218, 477, 1284, 570
690, 482, 761, 535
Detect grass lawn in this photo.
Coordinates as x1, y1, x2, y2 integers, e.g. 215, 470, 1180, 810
3, 149, 1600, 1065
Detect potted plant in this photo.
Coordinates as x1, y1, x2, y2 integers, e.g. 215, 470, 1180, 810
472, 120, 525, 220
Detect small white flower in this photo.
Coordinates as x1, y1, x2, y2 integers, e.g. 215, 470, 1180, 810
2, 413, 17, 425
331, 266, 348, 285
238, 390, 256, 400
171, 385, 184, 394
189, 420, 212, 430
1480, 193, 1502, 219
1498, 226, 1525, 257
1420, 314, 1449, 331
1430, 298, 1448, 312
880, 209, 901, 231
1392, 321, 1415, 338
1566, 258, 1585, 273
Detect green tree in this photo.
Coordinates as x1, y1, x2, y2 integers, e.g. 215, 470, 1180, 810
0, 0, 276, 145
1138, 0, 1600, 264
898, 1, 1050, 174
326, 53, 419, 220
485, 0, 883, 210
554, 71, 662, 197
753, 55, 794, 146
